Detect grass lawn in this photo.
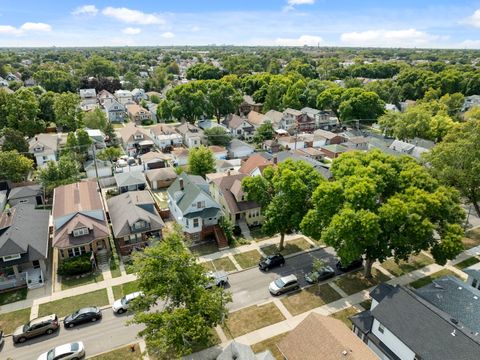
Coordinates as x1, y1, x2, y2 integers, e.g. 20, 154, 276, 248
38, 289, 109, 318
334, 269, 390, 295
0, 307, 31, 334
261, 237, 314, 256
233, 250, 263, 269
252, 332, 289, 360
202, 257, 237, 273
111, 123, 125, 129
223, 302, 285, 339
455, 257, 480, 269
359, 299, 372, 311
112, 280, 140, 300
281, 283, 342, 316
250, 227, 269, 242
190, 242, 219, 256
409, 269, 461, 289
463, 228, 480, 249
330, 307, 359, 329
90, 344, 142, 360
380, 253, 434, 277
0, 287, 27, 305
61, 272, 104, 290
110, 259, 122, 278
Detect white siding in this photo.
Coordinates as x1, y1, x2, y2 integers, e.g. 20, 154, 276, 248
370, 319, 416, 360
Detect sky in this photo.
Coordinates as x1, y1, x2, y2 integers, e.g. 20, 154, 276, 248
1, 0, 480, 48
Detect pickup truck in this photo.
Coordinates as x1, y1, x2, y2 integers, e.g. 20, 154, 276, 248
205, 271, 229, 289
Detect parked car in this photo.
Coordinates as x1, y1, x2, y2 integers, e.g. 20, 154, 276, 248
37, 341, 85, 360
269, 274, 299, 296
112, 291, 144, 314
13, 314, 59, 343
259, 254, 285, 271
305, 265, 335, 284
336, 258, 363, 272
205, 271, 229, 289
64, 307, 102, 328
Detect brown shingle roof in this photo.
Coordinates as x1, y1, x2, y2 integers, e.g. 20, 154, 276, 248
228, 114, 247, 129
117, 122, 152, 144
211, 173, 259, 214
239, 154, 273, 175
247, 111, 267, 127
278, 313, 378, 360
53, 214, 109, 248
53, 181, 103, 218
145, 167, 177, 182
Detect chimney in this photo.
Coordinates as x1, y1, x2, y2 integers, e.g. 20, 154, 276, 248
179, 178, 184, 191
273, 156, 277, 165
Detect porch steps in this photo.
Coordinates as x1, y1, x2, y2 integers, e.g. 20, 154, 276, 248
213, 225, 229, 250
96, 250, 110, 267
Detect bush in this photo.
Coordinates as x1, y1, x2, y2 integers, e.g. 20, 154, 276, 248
233, 226, 242, 236
57, 253, 93, 276
142, 119, 154, 126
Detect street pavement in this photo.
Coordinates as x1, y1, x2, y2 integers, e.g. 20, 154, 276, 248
0, 247, 339, 359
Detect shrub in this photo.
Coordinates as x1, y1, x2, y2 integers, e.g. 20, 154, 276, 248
57, 253, 93, 276
233, 226, 242, 236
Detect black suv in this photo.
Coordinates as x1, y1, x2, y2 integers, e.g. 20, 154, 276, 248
336, 258, 363, 272
259, 254, 285, 271
64, 307, 102, 328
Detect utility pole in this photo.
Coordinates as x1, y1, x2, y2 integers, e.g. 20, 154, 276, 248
92, 143, 99, 182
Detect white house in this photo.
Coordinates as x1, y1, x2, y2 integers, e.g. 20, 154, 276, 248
209, 146, 228, 160
171, 148, 189, 167
114, 90, 134, 106
131, 88, 148, 103
28, 133, 59, 167
227, 114, 255, 141
116, 123, 155, 157
176, 123, 205, 148
150, 124, 183, 149
103, 100, 126, 123
228, 139, 255, 159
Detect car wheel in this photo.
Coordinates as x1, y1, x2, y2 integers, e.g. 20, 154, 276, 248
46, 329, 54, 335
117, 308, 125, 314
294, 286, 300, 290
17, 337, 27, 343
280, 262, 284, 267
68, 323, 75, 328
264, 267, 269, 271
91, 317, 98, 322
72, 357, 79, 360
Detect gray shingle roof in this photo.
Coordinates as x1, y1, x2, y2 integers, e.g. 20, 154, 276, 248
115, 171, 147, 187
8, 184, 42, 200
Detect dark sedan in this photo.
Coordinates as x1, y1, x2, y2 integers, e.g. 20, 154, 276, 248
336, 258, 363, 273
259, 254, 285, 271
304, 265, 335, 284
64, 307, 102, 328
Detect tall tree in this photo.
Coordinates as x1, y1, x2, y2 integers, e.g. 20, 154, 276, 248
301, 150, 465, 278
130, 228, 230, 358
243, 159, 323, 250
206, 80, 242, 122
54, 92, 83, 131
0, 151, 33, 182
0, 128, 28, 153
188, 146, 215, 178
83, 108, 107, 130
97, 147, 122, 162
83, 55, 117, 78
6, 88, 44, 136
37, 154, 80, 192
253, 121, 275, 145
204, 127, 231, 147
38, 91, 56, 123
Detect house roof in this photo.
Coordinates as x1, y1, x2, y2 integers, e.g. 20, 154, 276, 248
171, 147, 189, 158
284, 108, 303, 116
301, 107, 321, 115
150, 124, 177, 136
53, 181, 103, 218
278, 312, 378, 360
228, 114, 248, 129
275, 151, 333, 179
370, 283, 394, 302
0, 204, 49, 260
28, 133, 59, 154
176, 123, 203, 136
53, 213, 109, 248
209, 145, 227, 154
296, 147, 325, 157
321, 144, 349, 154
114, 171, 147, 187
264, 110, 283, 125
145, 167, 177, 182
370, 285, 480, 360
84, 159, 112, 170
216, 341, 274, 360
229, 139, 254, 151
107, 190, 164, 238
211, 173, 259, 214
247, 111, 266, 127
314, 129, 344, 140
8, 184, 42, 200
126, 103, 148, 116
239, 154, 273, 175
242, 94, 262, 106
103, 99, 125, 111
80, 88, 96, 98
139, 151, 171, 163
117, 123, 152, 144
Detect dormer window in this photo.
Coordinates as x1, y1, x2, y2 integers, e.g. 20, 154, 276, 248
34, 146, 43, 152
196, 201, 205, 209
134, 134, 144, 140
133, 220, 147, 230
3, 254, 21, 262
73, 227, 89, 237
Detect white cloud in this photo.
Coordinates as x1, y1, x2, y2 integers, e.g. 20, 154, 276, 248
340, 28, 438, 47
275, 34, 323, 46
102, 7, 164, 25
72, 5, 98, 16
20, 22, 52, 32
161, 31, 175, 39
287, 0, 315, 4
191, 26, 201, 32
459, 39, 480, 49
463, 9, 480, 28
122, 27, 141, 35
0, 25, 21, 35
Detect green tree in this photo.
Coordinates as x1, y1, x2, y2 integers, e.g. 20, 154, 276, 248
0, 128, 28, 153
38, 91, 56, 123
83, 108, 107, 130
316, 87, 344, 118
301, 150, 465, 278
83, 55, 117, 78
37, 154, 80, 192
188, 146, 215, 178
0, 88, 10, 129
0, 150, 33, 182
204, 127, 231, 147
206, 80, 242, 122
282, 79, 306, 110
464, 106, 480, 121
253, 121, 275, 145
6, 88, 44, 136
426, 120, 480, 217
243, 159, 323, 250
186, 63, 223, 80
33, 69, 76, 93
97, 146, 122, 162
130, 228, 230, 358
338, 88, 385, 122
104, 121, 118, 145
54, 92, 83, 131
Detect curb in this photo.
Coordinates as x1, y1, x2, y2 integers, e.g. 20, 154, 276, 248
85, 341, 139, 359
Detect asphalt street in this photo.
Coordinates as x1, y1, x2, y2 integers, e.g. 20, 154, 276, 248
0, 247, 339, 359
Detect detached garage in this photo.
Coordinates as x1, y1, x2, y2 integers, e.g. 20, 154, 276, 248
146, 167, 177, 190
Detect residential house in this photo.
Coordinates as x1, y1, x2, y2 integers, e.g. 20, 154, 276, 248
314, 129, 347, 146
247, 111, 267, 129
262, 139, 281, 153
295, 147, 325, 161
216, 159, 242, 173
145, 102, 158, 123
126, 103, 152, 124
114, 90, 134, 106
275, 151, 332, 180
139, 151, 171, 170
98, 89, 116, 107
302, 107, 338, 129
8, 184, 43, 207
399, 100, 416, 112
227, 114, 255, 141
115, 171, 147, 193
228, 139, 255, 159
146, 167, 177, 190
86, 129, 106, 151
216, 341, 274, 360
209, 146, 228, 160
84, 159, 112, 179
463, 261, 480, 290
321, 144, 349, 159
107, 191, 164, 255
117, 123, 155, 156
167, 173, 224, 244
388, 139, 431, 160
209, 173, 262, 226
0, 204, 50, 291
171, 147, 189, 167
131, 88, 147, 103
103, 99, 126, 123
79, 89, 97, 105
351, 283, 480, 360
0, 191, 6, 212
462, 94, 480, 112
149, 124, 183, 150
278, 312, 377, 360
263, 110, 284, 130
28, 133, 59, 167
385, 103, 400, 112
239, 154, 273, 176
344, 136, 369, 151
52, 181, 110, 260
176, 123, 205, 148
281, 108, 303, 131
239, 95, 262, 115
277, 135, 305, 150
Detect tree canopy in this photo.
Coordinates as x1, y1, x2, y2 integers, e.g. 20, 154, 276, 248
188, 146, 216, 178
0, 150, 33, 183
204, 126, 231, 147
36, 154, 80, 192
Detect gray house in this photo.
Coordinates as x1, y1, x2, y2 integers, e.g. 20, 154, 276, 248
0, 204, 50, 291
115, 171, 147, 193
8, 184, 43, 207
103, 99, 126, 123
107, 191, 164, 255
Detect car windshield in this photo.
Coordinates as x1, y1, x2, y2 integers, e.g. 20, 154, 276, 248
71, 342, 79, 351
121, 297, 127, 305
47, 349, 55, 360
274, 279, 285, 288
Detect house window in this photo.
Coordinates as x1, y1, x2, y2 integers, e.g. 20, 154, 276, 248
34, 146, 43, 152
134, 134, 144, 140
2, 254, 21, 262
197, 201, 205, 209
67, 247, 83, 257
193, 218, 199, 228
73, 227, 89, 237
133, 220, 147, 230
473, 279, 478, 288
378, 324, 384, 334
185, 218, 189, 227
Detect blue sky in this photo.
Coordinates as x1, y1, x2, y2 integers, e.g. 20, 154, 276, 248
1, 0, 480, 48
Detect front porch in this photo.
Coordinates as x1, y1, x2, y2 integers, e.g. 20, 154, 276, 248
116, 230, 162, 256
0, 263, 45, 293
